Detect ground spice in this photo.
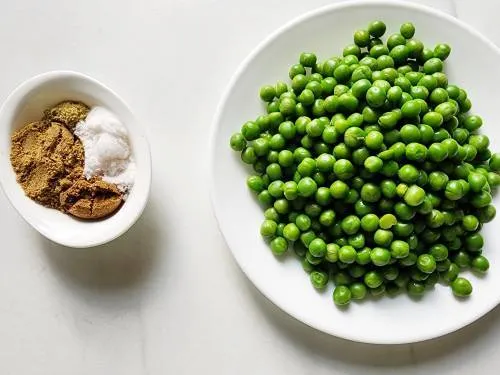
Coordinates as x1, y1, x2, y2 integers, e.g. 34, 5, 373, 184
44, 101, 90, 130
10, 120, 85, 208
10, 101, 124, 219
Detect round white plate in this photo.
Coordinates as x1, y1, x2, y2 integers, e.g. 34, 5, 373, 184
210, 0, 500, 344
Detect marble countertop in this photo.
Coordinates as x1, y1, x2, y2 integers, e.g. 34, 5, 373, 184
1, 0, 499, 374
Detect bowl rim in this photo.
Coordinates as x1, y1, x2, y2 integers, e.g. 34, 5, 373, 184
0, 70, 152, 248
208, 0, 500, 344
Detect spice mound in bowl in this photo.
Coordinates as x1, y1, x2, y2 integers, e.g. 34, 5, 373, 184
10, 101, 135, 220
0, 70, 151, 248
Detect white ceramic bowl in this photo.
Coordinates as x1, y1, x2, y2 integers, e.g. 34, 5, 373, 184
0, 71, 151, 248
210, 0, 500, 344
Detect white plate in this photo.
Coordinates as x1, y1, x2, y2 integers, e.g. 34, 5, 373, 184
210, 0, 500, 344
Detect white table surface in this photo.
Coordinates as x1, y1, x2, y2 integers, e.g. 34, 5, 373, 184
1, 0, 499, 374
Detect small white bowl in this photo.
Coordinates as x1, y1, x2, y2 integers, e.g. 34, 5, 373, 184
0, 71, 152, 248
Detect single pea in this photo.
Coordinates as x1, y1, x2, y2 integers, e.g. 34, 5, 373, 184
323, 243, 339, 263
333, 285, 351, 306
339, 245, 357, 264
324, 184, 347, 207
405, 143, 428, 161
417, 254, 436, 274
300, 52, 317, 68
423, 57, 443, 74
230, 132, 247, 151
399, 22, 415, 38
387, 33, 406, 49
310, 270, 329, 290
373, 229, 393, 247
364, 270, 384, 288
379, 213, 397, 229
390, 240, 410, 259
289, 64, 306, 80
379, 180, 396, 199
368, 20, 386, 38
404, 185, 426, 206
360, 183, 381, 203
353, 29, 371, 47
472, 255, 490, 273
365, 130, 384, 150
283, 223, 300, 242
369, 247, 391, 266
434, 43, 451, 60
451, 277, 472, 297
465, 233, 484, 252
400, 124, 420, 144
297, 177, 317, 198
334, 159, 355, 180
316, 153, 335, 173
366, 86, 386, 108
401, 100, 421, 118
406, 280, 426, 296
270, 237, 288, 255
363, 156, 383, 173
407, 39, 424, 58
397, 164, 419, 184
315, 187, 331, 207
341, 215, 361, 235
348, 233, 366, 250
260, 219, 278, 238
360, 214, 379, 232
259, 85, 276, 102
308, 238, 327, 258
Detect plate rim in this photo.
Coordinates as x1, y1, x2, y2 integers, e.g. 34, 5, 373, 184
208, 0, 500, 344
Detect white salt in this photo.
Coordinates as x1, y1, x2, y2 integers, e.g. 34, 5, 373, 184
74, 107, 136, 194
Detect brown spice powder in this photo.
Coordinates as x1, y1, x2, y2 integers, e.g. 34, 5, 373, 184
10, 101, 124, 219
10, 121, 85, 208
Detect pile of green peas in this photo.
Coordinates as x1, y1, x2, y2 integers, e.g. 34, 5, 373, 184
229, 20, 498, 307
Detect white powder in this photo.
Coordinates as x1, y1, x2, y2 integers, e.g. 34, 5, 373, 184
74, 106, 136, 194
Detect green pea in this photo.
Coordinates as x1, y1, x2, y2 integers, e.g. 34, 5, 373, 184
341, 215, 361, 235
472, 255, 490, 273
230, 132, 247, 151
451, 277, 472, 297
334, 159, 355, 180
366, 86, 386, 108
300, 52, 317, 68
360, 183, 381, 203
404, 185, 426, 206
435, 101, 458, 121
434, 43, 451, 60
297, 177, 317, 197
364, 270, 384, 288
364, 156, 383, 173
423, 57, 443, 74
399, 22, 415, 38
370, 247, 391, 266
270, 237, 288, 255
407, 39, 424, 58
405, 143, 427, 161
368, 20, 386, 38
339, 245, 357, 264
398, 164, 419, 183
310, 271, 329, 289
390, 240, 410, 259
333, 285, 352, 306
